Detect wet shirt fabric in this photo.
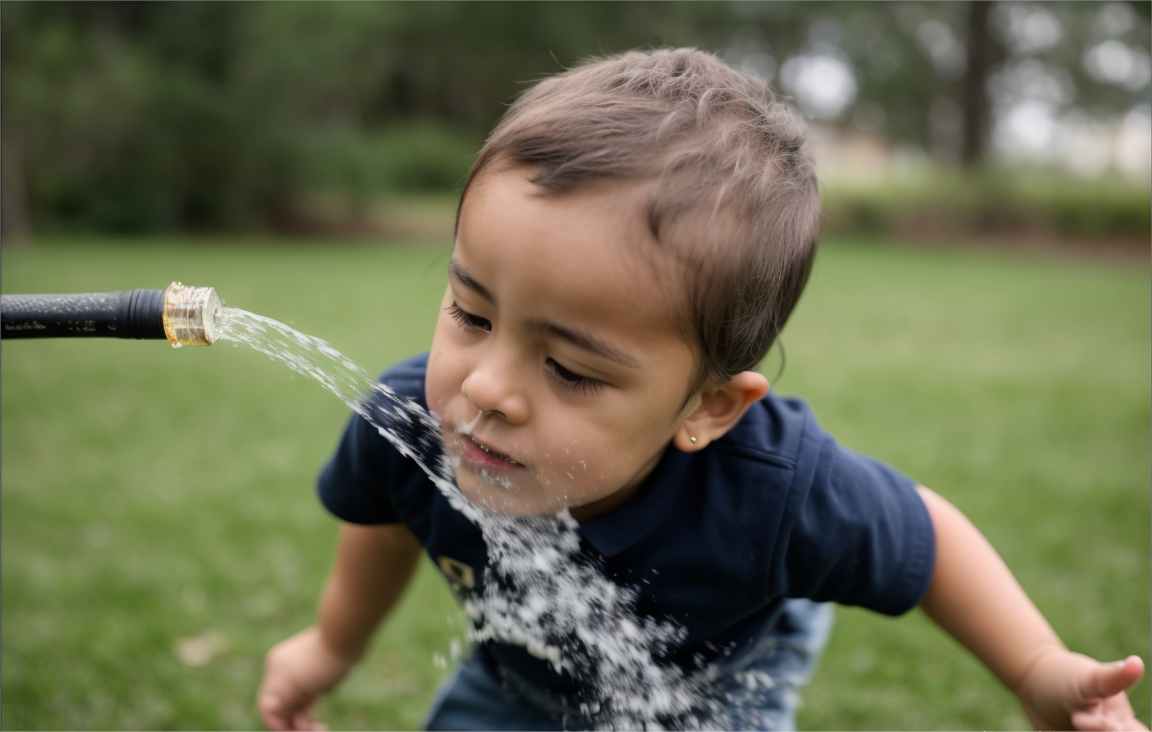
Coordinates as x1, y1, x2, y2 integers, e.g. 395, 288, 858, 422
318, 353, 936, 706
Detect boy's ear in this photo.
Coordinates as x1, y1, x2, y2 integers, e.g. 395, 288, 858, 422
674, 371, 769, 452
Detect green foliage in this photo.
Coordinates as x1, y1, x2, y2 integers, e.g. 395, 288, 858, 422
302, 124, 479, 199
2, 2, 724, 235
748, 2, 1150, 162
2, 3, 307, 234
3, 2, 1148, 235
371, 126, 480, 193
2, 238, 1147, 729
1011, 175, 1152, 237
823, 169, 1151, 240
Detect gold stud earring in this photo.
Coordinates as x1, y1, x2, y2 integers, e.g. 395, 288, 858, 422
688, 435, 698, 445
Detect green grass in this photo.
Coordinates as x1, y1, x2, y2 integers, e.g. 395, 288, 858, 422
3, 237, 1147, 729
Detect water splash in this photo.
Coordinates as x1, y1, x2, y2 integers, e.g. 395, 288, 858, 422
216, 306, 756, 728
457, 411, 483, 436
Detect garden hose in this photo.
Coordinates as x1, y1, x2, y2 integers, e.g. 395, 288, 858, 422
0, 282, 222, 346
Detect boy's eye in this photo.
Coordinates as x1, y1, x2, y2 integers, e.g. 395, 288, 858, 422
446, 302, 491, 332
546, 358, 603, 395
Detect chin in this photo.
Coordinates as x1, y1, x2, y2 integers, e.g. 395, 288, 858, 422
455, 471, 551, 517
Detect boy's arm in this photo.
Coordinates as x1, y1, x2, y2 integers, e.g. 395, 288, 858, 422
317, 522, 423, 660
259, 522, 422, 731
916, 485, 1146, 730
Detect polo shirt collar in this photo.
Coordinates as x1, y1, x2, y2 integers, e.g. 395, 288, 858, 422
576, 446, 693, 557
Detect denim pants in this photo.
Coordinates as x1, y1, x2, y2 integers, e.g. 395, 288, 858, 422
425, 599, 833, 731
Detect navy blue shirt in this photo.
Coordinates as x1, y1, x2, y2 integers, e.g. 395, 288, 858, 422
318, 353, 935, 697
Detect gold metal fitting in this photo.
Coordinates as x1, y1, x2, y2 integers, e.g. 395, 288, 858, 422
162, 282, 222, 346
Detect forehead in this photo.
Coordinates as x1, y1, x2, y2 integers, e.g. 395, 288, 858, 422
456, 168, 689, 348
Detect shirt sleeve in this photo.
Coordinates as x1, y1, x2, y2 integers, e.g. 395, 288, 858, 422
317, 407, 402, 524
775, 435, 936, 615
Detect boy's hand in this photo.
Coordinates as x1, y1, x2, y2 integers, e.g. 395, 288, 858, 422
1016, 648, 1147, 731
258, 626, 358, 731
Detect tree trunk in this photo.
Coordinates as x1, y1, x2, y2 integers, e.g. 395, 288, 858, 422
960, 1, 994, 168
1, 128, 31, 246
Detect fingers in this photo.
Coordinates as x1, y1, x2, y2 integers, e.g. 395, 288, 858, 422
1072, 707, 1150, 732
1069, 657, 1148, 732
1071, 707, 1114, 732
1076, 656, 1145, 702
259, 691, 324, 731
259, 692, 292, 730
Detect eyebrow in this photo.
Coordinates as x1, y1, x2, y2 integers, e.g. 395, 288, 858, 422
449, 259, 641, 369
529, 319, 641, 369
450, 260, 495, 303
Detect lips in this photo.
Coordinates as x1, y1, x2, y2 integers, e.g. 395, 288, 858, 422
459, 434, 526, 470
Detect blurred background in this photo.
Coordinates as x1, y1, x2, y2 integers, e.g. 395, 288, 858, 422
2, 2, 1148, 730
3, 1, 1149, 244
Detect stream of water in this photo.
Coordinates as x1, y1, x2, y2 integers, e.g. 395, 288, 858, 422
215, 306, 770, 728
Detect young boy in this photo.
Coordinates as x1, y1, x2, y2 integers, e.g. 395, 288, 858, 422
258, 49, 1145, 730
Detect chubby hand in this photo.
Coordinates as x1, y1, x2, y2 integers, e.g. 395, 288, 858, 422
258, 626, 358, 731
1017, 648, 1147, 731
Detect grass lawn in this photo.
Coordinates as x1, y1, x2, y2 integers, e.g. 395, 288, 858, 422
2, 236, 1147, 729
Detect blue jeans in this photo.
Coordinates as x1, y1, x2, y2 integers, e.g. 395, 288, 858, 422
425, 599, 833, 731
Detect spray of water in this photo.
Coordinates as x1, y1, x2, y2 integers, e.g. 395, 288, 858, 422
216, 307, 769, 728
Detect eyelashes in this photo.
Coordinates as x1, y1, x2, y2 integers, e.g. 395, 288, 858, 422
446, 301, 491, 331
545, 358, 603, 395
445, 301, 605, 395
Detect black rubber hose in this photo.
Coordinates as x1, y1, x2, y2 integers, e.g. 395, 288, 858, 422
1, 289, 167, 340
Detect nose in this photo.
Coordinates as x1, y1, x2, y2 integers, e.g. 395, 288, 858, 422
460, 356, 529, 424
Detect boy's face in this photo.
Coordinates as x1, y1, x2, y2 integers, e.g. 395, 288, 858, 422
426, 166, 698, 519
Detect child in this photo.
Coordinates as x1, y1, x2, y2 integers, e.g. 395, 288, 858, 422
258, 48, 1145, 730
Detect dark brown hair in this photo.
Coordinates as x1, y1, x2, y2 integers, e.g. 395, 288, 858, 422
457, 48, 821, 384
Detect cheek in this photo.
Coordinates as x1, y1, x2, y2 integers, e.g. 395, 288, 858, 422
425, 326, 464, 415
425, 374, 446, 416
538, 413, 665, 484
540, 438, 599, 482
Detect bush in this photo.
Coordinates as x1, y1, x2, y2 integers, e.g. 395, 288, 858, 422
822, 168, 1150, 242
301, 123, 479, 200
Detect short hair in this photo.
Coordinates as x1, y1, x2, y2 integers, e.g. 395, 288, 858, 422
457, 48, 821, 384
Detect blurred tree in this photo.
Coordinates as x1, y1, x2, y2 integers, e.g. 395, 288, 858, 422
1, 1, 731, 235
2, 2, 267, 233
744, 1, 1149, 168
1, 1, 1146, 235
960, 1, 998, 167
